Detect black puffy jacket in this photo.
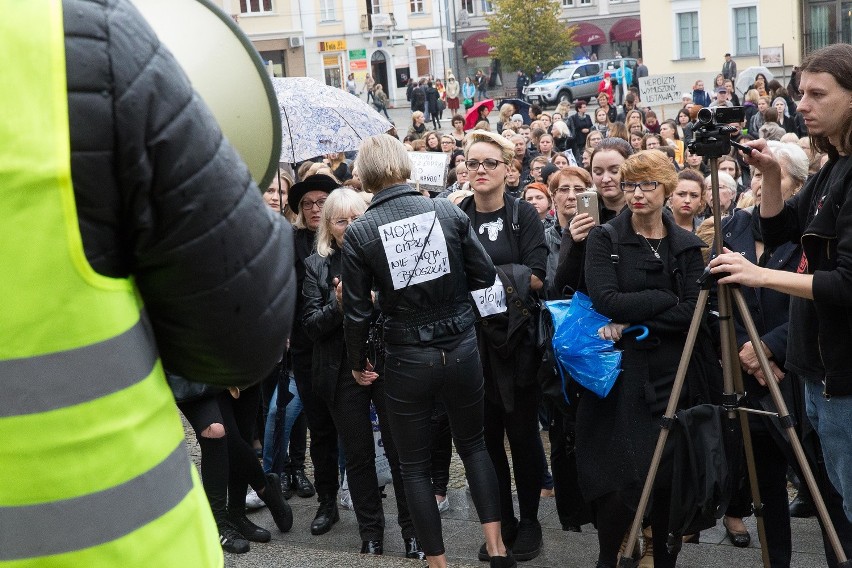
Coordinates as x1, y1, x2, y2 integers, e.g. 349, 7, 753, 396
64, 0, 295, 386
342, 184, 496, 371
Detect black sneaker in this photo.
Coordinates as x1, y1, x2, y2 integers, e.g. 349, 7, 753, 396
218, 521, 250, 554
292, 468, 316, 498
511, 518, 542, 561
228, 512, 271, 543
263, 473, 294, 532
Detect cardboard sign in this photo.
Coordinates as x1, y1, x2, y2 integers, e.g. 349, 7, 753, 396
470, 275, 507, 317
379, 211, 450, 290
408, 152, 449, 192
638, 75, 682, 105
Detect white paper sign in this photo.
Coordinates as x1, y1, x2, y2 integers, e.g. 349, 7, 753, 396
408, 152, 450, 192
379, 211, 450, 290
470, 275, 507, 318
638, 75, 682, 105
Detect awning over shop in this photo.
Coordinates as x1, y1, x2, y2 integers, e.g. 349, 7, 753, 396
609, 17, 641, 42
569, 22, 606, 46
414, 37, 455, 50
462, 31, 491, 58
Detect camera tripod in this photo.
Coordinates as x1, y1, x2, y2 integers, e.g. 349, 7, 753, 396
617, 127, 850, 567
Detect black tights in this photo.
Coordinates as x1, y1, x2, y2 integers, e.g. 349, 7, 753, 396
179, 385, 266, 520
594, 490, 677, 568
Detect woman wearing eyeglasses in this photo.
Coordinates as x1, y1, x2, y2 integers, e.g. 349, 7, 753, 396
286, 174, 346, 538
302, 188, 425, 559
578, 150, 711, 568
456, 131, 549, 562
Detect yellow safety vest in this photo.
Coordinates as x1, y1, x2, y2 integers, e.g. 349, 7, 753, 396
0, 2, 222, 566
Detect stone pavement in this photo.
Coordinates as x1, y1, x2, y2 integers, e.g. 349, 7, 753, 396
182, 422, 831, 567
224, 484, 829, 568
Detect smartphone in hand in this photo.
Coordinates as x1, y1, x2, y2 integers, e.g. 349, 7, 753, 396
576, 191, 600, 225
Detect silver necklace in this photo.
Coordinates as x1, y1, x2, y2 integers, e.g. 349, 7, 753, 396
638, 234, 663, 259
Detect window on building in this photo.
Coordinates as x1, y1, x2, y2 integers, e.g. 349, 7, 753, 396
579, 0, 592, 5
370, 0, 381, 13
482, 0, 494, 13
562, 0, 574, 7
677, 11, 700, 59
410, 0, 424, 13
462, 0, 474, 14
734, 6, 758, 55
320, 0, 335, 20
239, 0, 272, 13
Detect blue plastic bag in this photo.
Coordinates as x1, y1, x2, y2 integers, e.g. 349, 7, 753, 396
546, 292, 622, 399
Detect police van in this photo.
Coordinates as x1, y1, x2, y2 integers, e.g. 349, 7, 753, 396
523, 58, 637, 108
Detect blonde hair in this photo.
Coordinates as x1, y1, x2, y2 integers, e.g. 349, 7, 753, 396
499, 103, 515, 123
316, 188, 367, 257
447, 188, 474, 205
464, 129, 514, 163
355, 134, 413, 193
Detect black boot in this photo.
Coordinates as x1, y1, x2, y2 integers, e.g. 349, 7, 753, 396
789, 492, 817, 518
292, 468, 316, 498
360, 540, 383, 554
262, 473, 293, 533
512, 518, 542, 561
310, 495, 340, 535
404, 536, 426, 560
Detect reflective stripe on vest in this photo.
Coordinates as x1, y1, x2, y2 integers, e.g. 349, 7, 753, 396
0, 2, 222, 565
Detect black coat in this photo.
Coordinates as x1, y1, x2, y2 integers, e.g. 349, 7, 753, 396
575, 209, 710, 502
302, 251, 345, 403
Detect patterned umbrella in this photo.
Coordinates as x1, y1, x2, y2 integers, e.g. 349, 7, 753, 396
272, 76, 393, 163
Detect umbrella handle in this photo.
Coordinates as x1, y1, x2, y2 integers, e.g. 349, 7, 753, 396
623, 325, 649, 341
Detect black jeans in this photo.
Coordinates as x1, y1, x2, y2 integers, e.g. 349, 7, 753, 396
293, 352, 339, 499
430, 404, 452, 497
483, 383, 544, 524
384, 329, 501, 556
331, 374, 415, 542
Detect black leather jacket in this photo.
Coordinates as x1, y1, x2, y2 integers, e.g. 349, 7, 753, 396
342, 184, 496, 371
302, 251, 345, 402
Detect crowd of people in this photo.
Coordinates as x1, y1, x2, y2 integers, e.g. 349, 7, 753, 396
209, 47, 852, 568
14, 3, 852, 566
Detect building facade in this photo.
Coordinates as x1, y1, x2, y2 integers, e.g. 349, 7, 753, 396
451, 0, 641, 86
640, 0, 801, 82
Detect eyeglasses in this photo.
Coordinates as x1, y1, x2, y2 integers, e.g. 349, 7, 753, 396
465, 159, 507, 171
332, 216, 359, 227
300, 198, 327, 210
620, 181, 659, 193
555, 185, 588, 194
531, 166, 544, 172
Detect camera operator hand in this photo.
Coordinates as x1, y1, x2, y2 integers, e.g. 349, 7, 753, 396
739, 139, 784, 216
569, 213, 596, 243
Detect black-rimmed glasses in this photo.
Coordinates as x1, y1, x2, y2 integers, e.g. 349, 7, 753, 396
620, 181, 659, 193
465, 159, 507, 171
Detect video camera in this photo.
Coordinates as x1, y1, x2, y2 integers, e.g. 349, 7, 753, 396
688, 106, 751, 159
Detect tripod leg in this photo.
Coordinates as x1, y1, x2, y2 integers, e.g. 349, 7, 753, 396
719, 284, 771, 567
730, 287, 850, 566
618, 288, 711, 567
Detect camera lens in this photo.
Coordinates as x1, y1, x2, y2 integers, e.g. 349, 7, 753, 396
697, 107, 713, 125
